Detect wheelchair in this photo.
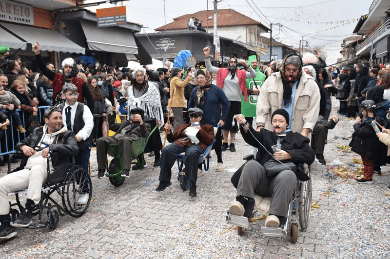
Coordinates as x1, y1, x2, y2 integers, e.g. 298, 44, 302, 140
176, 125, 220, 190
7, 152, 92, 230
105, 124, 159, 187
226, 155, 312, 243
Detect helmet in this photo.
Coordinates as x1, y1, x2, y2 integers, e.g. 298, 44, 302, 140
360, 100, 377, 110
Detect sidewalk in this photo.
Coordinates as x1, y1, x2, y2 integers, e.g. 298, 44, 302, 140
1, 108, 390, 258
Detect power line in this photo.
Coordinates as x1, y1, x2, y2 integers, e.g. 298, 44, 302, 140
244, 0, 270, 26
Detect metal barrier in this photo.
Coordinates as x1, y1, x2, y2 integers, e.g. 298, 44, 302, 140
0, 106, 50, 156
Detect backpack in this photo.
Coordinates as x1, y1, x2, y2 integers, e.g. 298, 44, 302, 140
336, 80, 348, 100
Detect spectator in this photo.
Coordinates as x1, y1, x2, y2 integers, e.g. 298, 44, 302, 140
317, 69, 337, 120
37, 75, 53, 106
0, 82, 25, 133
10, 80, 38, 117
5, 60, 21, 89
88, 77, 107, 143
0, 45, 10, 73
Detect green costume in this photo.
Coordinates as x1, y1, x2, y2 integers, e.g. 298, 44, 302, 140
241, 55, 266, 117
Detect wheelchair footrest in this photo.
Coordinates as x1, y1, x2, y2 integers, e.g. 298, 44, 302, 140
226, 212, 249, 228
29, 222, 48, 229
260, 226, 287, 238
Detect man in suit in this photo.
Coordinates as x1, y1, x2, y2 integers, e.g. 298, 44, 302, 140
96, 108, 150, 178
156, 108, 215, 197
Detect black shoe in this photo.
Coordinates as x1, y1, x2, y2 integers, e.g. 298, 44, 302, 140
12, 211, 32, 228
316, 154, 326, 165
189, 181, 196, 197
236, 196, 255, 218
179, 173, 188, 191
98, 169, 105, 179
278, 216, 287, 228
154, 160, 160, 167
222, 142, 229, 151
0, 214, 17, 241
132, 164, 140, 170
229, 143, 236, 152
121, 169, 130, 178
156, 181, 172, 191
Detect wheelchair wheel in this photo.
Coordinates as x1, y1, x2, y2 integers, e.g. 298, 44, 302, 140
108, 158, 125, 187
47, 210, 59, 230
62, 165, 92, 217
290, 223, 298, 243
298, 170, 312, 232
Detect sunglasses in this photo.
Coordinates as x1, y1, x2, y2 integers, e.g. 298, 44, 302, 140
189, 114, 200, 119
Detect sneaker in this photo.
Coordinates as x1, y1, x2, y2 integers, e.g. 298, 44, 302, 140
222, 142, 229, 151
316, 154, 326, 165
229, 201, 245, 216
265, 215, 280, 227
0, 227, 17, 241
77, 194, 89, 205
121, 169, 130, 178
17, 125, 26, 134
98, 169, 106, 179
12, 211, 32, 228
216, 162, 224, 172
155, 181, 172, 191
356, 176, 373, 184
229, 143, 236, 152
189, 182, 196, 197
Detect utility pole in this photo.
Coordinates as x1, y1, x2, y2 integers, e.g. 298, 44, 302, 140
213, 0, 221, 62
269, 23, 272, 61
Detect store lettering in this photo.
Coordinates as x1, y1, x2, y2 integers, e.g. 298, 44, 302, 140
0, 1, 31, 18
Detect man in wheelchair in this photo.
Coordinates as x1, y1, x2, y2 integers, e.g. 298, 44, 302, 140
156, 108, 214, 197
230, 109, 314, 228
96, 107, 151, 178
0, 106, 79, 241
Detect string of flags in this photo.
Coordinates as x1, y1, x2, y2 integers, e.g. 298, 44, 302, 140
265, 16, 362, 25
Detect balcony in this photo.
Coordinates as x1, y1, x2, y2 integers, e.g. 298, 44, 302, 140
369, 0, 380, 13
356, 18, 390, 55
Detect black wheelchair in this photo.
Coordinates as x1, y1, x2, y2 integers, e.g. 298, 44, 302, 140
226, 155, 312, 243
7, 152, 92, 230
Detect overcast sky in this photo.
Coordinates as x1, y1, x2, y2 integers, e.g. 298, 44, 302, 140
86, 0, 372, 64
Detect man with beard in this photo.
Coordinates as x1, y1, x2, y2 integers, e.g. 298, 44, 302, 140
203, 47, 257, 152
32, 42, 94, 111
127, 67, 164, 167
256, 53, 320, 137
0, 106, 79, 241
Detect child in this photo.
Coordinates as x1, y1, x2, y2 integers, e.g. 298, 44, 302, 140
349, 100, 387, 183
60, 83, 94, 205
10, 80, 38, 117
0, 83, 26, 133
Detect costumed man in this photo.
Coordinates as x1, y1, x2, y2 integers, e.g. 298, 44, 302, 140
156, 108, 214, 197
230, 110, 314, 227
59, 83, 94, 204
96, 108, 151, 178
0, 45, 10, 73
256, 53, 320, 137
0, 107, 79, 241
127, 66, 164, 167
32, 42, 94, 112
203, 47, 257, 152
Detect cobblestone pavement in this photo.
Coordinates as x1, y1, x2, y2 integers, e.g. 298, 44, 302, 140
1, 105, 390, 258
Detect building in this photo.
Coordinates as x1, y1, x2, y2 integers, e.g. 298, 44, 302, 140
145, 9, 269, 64
339, 35, 364, 65
353, 0, 390, 64
1, 0, 86, 68
258, 37, 296, 61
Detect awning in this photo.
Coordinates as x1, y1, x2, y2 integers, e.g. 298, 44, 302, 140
0, 26, 26, 50
0, 22, 85, 54
80, 20, 138, 55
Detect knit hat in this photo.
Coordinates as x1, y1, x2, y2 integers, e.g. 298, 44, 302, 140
284, 55, 302, 70
113, 81, 122, 88
271, 109, 289, 125
61, 57, 75, 68
0, 45, 10, 54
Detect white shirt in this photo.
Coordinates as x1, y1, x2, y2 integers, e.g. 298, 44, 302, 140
62, 101, 94, 140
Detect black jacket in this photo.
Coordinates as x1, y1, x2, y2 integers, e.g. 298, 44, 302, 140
240, 126, 315, 166
16, 126, 79, 169
107, 112, 150, 139
349, 117, 386, 160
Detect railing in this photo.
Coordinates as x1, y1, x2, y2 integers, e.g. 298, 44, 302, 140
356, 18, 390, 54
0, 106, 50, 156
369, 0, 380, 14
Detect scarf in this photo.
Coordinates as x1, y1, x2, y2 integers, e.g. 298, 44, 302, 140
281, 75, 300, 106
127, 83, 164, 123
11, 89, 30, 106
229, 66, 236, 79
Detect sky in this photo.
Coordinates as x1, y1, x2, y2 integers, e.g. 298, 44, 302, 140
86, 0, 372, 64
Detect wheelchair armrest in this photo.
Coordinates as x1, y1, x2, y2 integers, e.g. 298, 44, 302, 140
243, 154, 254, 161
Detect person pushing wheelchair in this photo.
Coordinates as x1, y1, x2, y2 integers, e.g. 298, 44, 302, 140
230, 109, 314, 227
0, 106, 79, 241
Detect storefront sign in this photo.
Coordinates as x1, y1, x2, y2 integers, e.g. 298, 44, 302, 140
96, 6, 126, 27
155, 38, 175, 52
0, 0, 34, 25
